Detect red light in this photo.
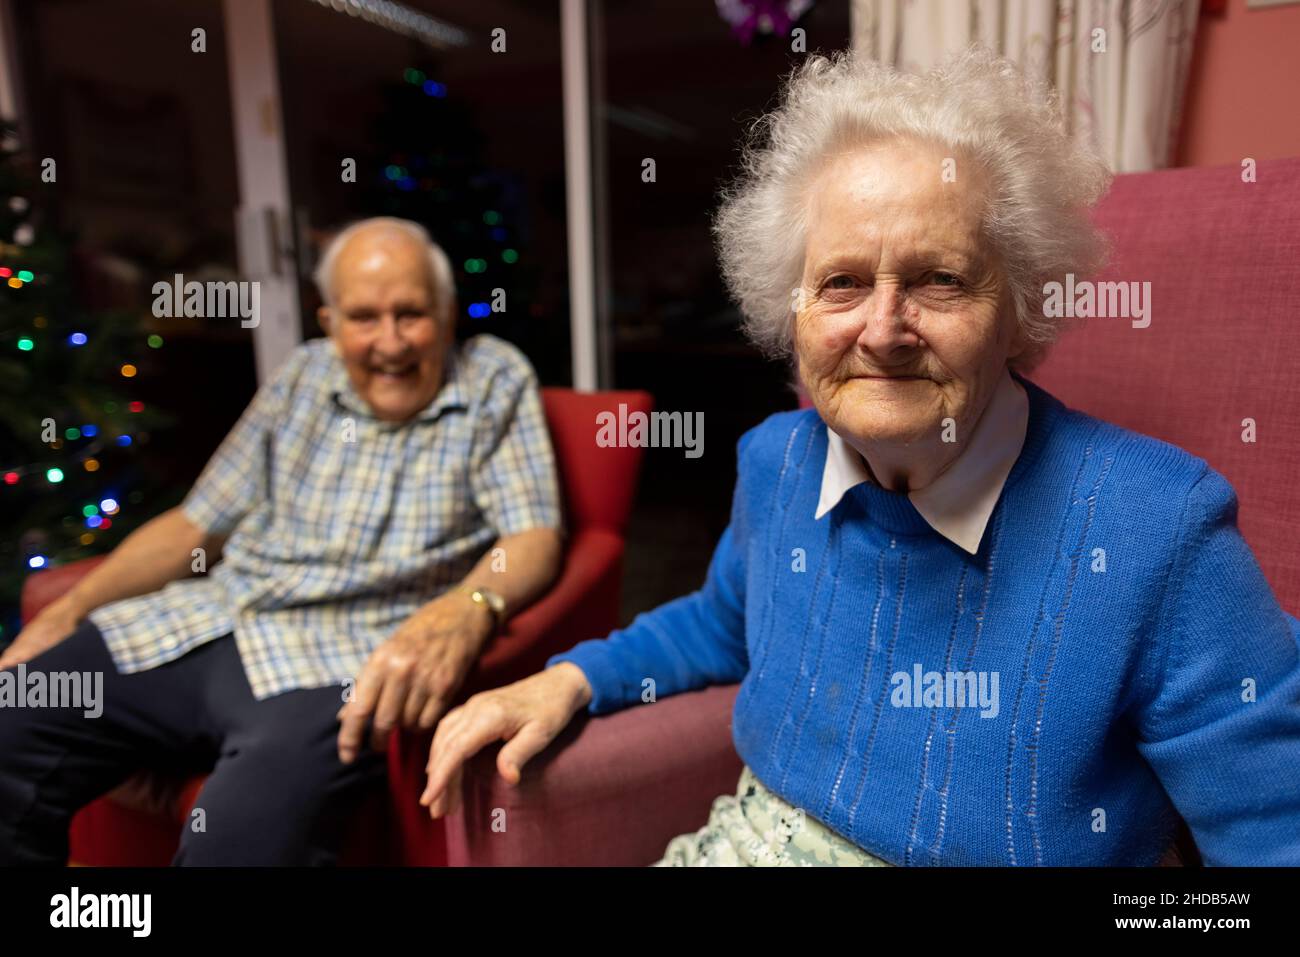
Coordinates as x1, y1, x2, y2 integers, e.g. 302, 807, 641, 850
128, 401, 145, 413
3, 471, 17, 485
0, 267, 10, 278
99, 518, 112, 530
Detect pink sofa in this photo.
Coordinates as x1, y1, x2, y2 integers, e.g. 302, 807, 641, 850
442, 157, 1300, 866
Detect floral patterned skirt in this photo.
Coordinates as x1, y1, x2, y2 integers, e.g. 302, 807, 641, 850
653, 766, 894, 867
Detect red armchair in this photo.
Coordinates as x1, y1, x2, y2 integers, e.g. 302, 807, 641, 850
16, 385, 652, 866
442, 157, 1300, 866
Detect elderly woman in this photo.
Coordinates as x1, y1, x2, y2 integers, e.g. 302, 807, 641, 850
421, 49, 1300, 866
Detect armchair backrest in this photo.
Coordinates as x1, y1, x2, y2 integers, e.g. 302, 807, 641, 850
541, 387, 654, 537
1030, 157, 1300, 614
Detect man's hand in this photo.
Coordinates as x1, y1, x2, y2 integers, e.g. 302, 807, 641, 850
421, 662, 593, 819
336, 589, 495, 764
0, 597, 81, 670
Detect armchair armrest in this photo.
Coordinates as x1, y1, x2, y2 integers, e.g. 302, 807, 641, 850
387, 525, 628, 864
444, 683, 742, 866
20, 556, 107, 624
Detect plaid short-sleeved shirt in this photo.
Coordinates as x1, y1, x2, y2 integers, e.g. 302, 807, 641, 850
90, 335, 562, 700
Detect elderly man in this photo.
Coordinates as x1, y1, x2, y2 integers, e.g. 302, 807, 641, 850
0, 217, 563, 865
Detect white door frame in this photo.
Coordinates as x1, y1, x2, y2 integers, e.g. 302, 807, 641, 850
223, 0, 302, 383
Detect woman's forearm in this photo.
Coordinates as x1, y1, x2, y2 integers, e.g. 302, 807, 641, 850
55, 506, 220, 620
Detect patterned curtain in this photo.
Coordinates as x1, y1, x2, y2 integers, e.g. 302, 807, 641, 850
850, 0, 1200, 172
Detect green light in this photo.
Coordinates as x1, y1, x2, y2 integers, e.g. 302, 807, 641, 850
17, 270, 33, 282
483, 210, 501, 226
502, 248, 518, 264
82, 504, 98, 517
17, 337, 33, 351
104, 401, 117, 413
46, 468, 64, 484
65, 427, 80, 440
147, 334, 163, 349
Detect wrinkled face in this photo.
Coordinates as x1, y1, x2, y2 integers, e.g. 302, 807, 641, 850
795, 140, 1022, 461
319, 228, 450, 423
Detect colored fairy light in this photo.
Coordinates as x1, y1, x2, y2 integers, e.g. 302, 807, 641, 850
28, 555, 46, 569
385, 165, 401, 180
468, 303, 490, 318
82, 424, 98, 438
8, 277, 22, 288
100, 518, 112, 530
502, 248, 519, 264
147, 334, 163, 348
82, 504, 98, 517
86, 515, 102, 529
17, 337, 33, 351
100, 498, 119, 514
422, 80, 446, 97
490, 227, 507, 242
83, 458, 99, 472
69, 332, 87, 345
0, 267, 10, 277
79, 533, 94, 545
64, 427, 80, 440
17, 269, 33, 282
104, 401, 117, 413
3, 471, 17, 485
483, 211, 501, 225
116, 435, 132, 447
46, 467, 64, 483
128, 401, 144, 413
120, 364, 137, 378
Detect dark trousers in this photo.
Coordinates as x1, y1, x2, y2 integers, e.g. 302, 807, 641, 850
0, 622, 386, 865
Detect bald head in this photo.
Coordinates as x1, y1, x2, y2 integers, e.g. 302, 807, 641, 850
314, 217, 454, 316
315, 218, 455, 423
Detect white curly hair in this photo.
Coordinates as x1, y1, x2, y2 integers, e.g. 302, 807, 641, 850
714, 46, 1113, 371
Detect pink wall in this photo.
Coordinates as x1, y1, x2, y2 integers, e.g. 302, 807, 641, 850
1177, 0, 1300, 167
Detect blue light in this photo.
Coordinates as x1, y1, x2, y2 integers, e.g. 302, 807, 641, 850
27, 555, 46, 569
69, 332, 88, 346
398, 177, 416, 191
490, 227, 507, 242
116, 435, 132, 447
81, 424, 98, 437
468, 303, 491, 319
100, 497, 119, 514
85, 515, 103, 529
422, 80, 446, 97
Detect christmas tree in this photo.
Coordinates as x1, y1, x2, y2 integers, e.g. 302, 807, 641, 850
361, 67, 547, 359
0, 121, 172, 646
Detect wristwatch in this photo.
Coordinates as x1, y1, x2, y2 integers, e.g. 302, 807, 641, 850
457, 583, 506, 634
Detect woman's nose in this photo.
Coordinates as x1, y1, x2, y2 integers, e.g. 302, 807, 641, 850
855, 281, 923, 355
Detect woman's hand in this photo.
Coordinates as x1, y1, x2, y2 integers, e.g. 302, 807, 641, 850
421, 662, 593, 819
0, 597, 81, 670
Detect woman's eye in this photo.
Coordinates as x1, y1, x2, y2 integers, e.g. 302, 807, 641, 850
824, 275, 859, 290
929, 272, 962, 287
